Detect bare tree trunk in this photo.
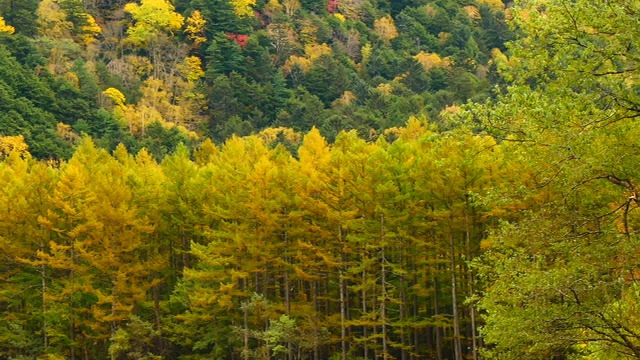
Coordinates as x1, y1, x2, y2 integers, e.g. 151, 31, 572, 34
465, 199, 478, 360
339, 225, 347, 360
340, 268, 347, 360
313, 280, 319, 360
380, 215, 389, 360
412, 267, 419, 360
284, 225, 293, 360
40, 237, 48, 352
111, 282, 117, 360
362, 253, 369, 360
70, 238, 76, 360
399, 245, 408, 360
244, 278, 250, 360
449, 230, 463, 360
434, 273, 442, 360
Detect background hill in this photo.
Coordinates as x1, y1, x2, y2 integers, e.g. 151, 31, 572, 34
0, 0, 513, 159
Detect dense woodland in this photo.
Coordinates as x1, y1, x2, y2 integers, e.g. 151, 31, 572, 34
1, 0, 640, 359
0, 0, 513, 159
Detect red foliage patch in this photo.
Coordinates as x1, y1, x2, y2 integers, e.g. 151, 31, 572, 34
327, 0, 339, 13
227, 33, 250, 47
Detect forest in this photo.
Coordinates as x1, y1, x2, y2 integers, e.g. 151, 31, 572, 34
1, 0, 640, 359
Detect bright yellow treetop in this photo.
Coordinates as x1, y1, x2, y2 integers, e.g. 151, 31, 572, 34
0, 16, 15, 34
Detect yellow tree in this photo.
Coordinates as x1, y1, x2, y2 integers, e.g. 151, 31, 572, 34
231, 0, 257, 18
0, 151, 58, 358
169, 136, 260, 358
124, 0, 185, 74
282, 0, 301, 17
38, 140, 164, 358
124, 0, 184, 46
374, 16, 398, 44
184, 10, 207, 49
36, 0, 73, 38
0, 15, 15, 34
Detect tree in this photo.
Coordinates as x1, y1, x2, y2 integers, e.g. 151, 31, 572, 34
35, 0, 73, 39
473, 0, 640, 358
184, 10, 207, 49
373, 16, 398, 44
0, 151, 57, 358
124, 0, 184, 47
231, 0, 256, 18
0, 16, 15, 34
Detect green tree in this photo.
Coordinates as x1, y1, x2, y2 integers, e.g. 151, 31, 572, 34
473, 0, 640, 358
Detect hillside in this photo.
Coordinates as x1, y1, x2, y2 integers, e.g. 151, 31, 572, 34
0, 0, 513, 159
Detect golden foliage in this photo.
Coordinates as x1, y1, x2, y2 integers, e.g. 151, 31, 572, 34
231, 0, 257, 17
440, 104, 461, 116
102, 87, 127, 107
414, 51, 445, 70
0, 16, 15, 35
263, 0, 284, 18
185, 10, 207, 47
376, 83, 393, 96
179, 56, 205, 82
299, 19, 317, 45
282, 0, 301, 16
282, 55, 312, 74
61, 72, 79, 89
257, 127, 302, 145
334, 13, 346, 22
81, 14, 102, 45
337, 0, 365, 21
56, 123, 80, 144
332, 91, 357, 108
124, 0, 184, 45
0, 135, 28, 156
438, 31, 451, 46
374, 16, 398, 43
282, 43, 331, 74
361, 43, 372, 64
463, 5, 481, 20
489, 48, 511, 72
504, 8, 514, 21
36, 0, 73, 38
393, 73, 408, 82
305, 43, 332, 61
478, 0, 505, 11
423, 5, 437, 16
105, 78, 202, 137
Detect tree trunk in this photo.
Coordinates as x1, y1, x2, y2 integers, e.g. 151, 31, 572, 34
449, 230, 463, 360
380, 215, 389, 360
40, 237, 48, 352
313, 280, 319, 360
362, 252, 369, 360
244, 278, 250, 360
465, 199, 478, 360
434, 273, 442, 360
283, 218, 293, 360
339, 226, 347, 360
